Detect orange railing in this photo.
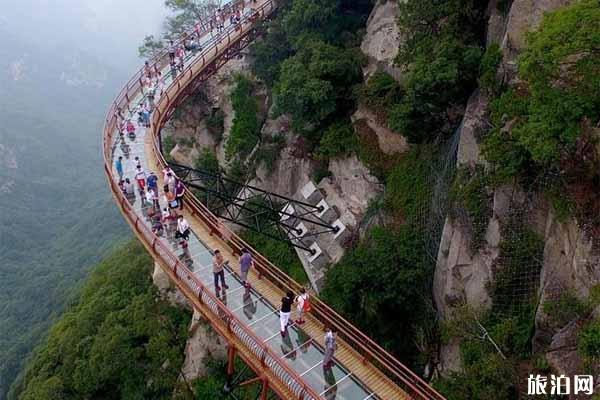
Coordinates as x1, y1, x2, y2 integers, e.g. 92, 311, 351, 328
103, 1, 446, 399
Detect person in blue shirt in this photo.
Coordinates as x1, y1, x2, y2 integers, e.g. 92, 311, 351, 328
147, 172, 158, 192
115, 156, 123, 180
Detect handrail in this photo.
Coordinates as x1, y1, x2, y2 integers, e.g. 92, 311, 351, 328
102, 0, 446, 399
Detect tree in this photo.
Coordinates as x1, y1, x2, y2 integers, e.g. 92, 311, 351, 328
272, 40, 362, 131
483, 0, 600, 178
321, 226, 434, 366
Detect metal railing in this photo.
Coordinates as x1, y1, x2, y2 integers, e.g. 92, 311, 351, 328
102, 0, 446, 399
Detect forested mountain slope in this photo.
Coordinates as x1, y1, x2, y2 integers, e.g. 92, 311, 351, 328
0, 27, 129, 399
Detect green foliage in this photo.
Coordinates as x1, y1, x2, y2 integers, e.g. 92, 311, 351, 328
449, 166, 493, 252
253, 135, 285, 174
391, 0, 487, 142
543, 290, 589, 328
240, 229, 308, 285
138, 35, 165, 59
273, 40, 362, 131
435, 345, 517, 400
357, 71, 403, 119
0, 34, 127, 397
482, 0, 600, 181
384, 147, 434, 221
206, 108, 225, 143
491, 227, 544, 315
315, 121, 358, 160
579, 318, 600, 366
225, 75, 261, 161
194, 147, 220, 174
11, 240, 190, 400
390, 36, 482, 142
189, 357, 259, 399
478, 43, 503, 94
250, 0, 368, 138
437, 305, 534, 399
322, 226, 434, 366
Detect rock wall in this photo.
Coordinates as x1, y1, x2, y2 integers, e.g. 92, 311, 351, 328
434, 0, 586, 377
360, 0, 403, 80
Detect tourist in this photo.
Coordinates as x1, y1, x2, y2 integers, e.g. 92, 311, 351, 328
295, 287, 310, 325
168, 40, 176, 63
123, 178, 135, 196
149, 187, 160, 209
174, 179, 186, 210
212, 249, 229, 293
323, 327, 338, 370
147, 171, 158, 192
134, 165, 146, 192
115, 156, 124, 180
164, 185, 178, 209
165, 171, 176, 193
175, 214, 190, 242
144, 60, 152, 78
239, 248, 253, 288
170, 60, 178, 80
118, 179, 126, 194
280, 291, 294, 337
126, 119, 136, 138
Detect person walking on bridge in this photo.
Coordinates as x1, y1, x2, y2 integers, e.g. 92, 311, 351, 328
115, 156, 124, 180
134, 165, 146, 193
239, 248, 253, 289
280, 291, 294, 337
212, 249, 229, 294
175, 179, 186, 210
295, 287, 309, 325
323, 327, 338, 371
147, 171, 158, 193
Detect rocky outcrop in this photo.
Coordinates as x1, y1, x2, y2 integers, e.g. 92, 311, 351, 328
180, 310, 227, 382
250, 129, 315, 198
152, 262, 192, 310
534, 211, 600, 349
360, 0, 403, 80
352, 105, 408, 156
502, 0, 573, 54
456, 90, 490, 167
320, 156, 383, 231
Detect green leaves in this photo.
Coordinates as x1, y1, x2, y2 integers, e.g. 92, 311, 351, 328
15, 241, 190, 400
273, 40, 361, 131
321, 226, 433, 366
225, 75, 261, 161
483, 0, 600, 181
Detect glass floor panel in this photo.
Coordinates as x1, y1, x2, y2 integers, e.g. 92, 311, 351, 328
322, 373, 373, 400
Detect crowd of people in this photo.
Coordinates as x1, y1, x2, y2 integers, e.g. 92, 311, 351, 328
113, 0, 340, 379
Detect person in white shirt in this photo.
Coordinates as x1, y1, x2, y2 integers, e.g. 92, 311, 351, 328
175, 215, 190, 243
123, 178, 135, 196
134, 165, 146, 192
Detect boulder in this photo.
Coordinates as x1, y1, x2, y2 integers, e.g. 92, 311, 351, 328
456, 90, 490, 167
152, 262, 192, 310
180, 309, 227, 381
319, 155, 383, 229
534, 211, 600, 351
352, 105, 409, 156
360, 0, 404, 80
502, 0, 574, 59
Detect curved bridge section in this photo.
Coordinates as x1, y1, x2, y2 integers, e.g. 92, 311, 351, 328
102, 1, 446, 399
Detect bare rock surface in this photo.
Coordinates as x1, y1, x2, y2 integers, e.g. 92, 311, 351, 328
352, 105, 408, 155
360, 0, 403, 80
181, 309, 227, 381
152, 262, 192, 310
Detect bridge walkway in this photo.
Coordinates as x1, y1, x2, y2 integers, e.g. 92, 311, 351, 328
103, 1, 446, 399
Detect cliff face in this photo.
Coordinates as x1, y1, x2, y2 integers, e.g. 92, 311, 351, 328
435, 0, 599, 378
